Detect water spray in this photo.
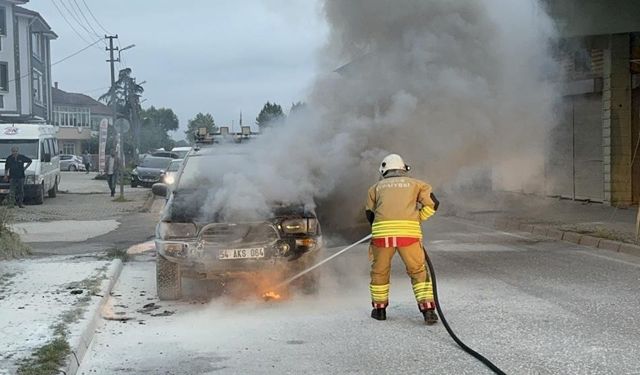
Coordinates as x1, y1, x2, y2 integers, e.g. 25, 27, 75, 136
272, 234, 373, 291
271, 234, 506, 374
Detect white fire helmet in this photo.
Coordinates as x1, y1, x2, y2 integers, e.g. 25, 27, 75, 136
379, 154, 410, 176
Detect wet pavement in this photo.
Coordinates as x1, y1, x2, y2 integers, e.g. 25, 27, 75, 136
77, 217, 640, 374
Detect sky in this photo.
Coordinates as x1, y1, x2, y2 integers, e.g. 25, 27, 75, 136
27, 0, 329, 139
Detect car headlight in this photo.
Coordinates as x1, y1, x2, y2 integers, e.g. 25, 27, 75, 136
131, 169, 138, 175
281, 218, 318, 234
164, 175, 175, 185
158, 222, 197, 239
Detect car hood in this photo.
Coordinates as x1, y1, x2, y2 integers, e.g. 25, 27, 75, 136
164, 188, 316, 224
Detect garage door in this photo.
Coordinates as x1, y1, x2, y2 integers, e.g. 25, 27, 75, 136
546, 94, 603, 202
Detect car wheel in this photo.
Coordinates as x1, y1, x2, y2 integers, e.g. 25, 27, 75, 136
69, 165, 77, 172
48, 179, 58, 198
157, 254, 182, 300
32, 183, 44, 205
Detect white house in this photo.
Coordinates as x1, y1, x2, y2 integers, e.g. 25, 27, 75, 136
0, 0, 56, 123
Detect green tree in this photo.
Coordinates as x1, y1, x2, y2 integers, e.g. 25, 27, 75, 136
256, 102, 285, 128
139, 106, 180, 153
99, 68, 144, 161
140, 106, 179, 133
185, 113, 217, 143
99, 68, 144, 121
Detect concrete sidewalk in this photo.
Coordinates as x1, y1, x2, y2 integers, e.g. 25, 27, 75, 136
0, 255, 122, 375
445, 190, 640, 256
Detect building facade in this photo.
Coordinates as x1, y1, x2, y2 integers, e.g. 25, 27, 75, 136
0, 0, 56, 123
544, 1, 640, 206
52, 84, 111, 155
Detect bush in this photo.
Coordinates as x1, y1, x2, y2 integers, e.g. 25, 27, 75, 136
0, 205, 30, 259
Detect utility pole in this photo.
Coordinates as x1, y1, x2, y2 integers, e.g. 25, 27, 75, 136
105, 35, 124, 199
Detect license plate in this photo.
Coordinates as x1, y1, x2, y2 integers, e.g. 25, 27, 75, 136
219, 248, 265, 260
0, 189, 8, 194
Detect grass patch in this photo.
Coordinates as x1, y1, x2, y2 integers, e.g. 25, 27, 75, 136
17, 337, 70, 375
0, 205, 30, 259
104, 247, 130, 263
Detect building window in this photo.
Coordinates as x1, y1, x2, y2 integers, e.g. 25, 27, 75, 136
63, 143, 75, 155
31, 33, 42, 60
0, 62, 7, 92
32, 68, 43, 105
0, 95, 3, 108
53, 106, 91, 127
0, 7, 6, 36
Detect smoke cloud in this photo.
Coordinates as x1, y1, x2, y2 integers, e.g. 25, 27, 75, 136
178, 0, 560, 232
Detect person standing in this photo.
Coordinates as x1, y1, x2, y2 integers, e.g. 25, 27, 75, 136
4, 147, 32, 208
365, 154, 440, 325
82, 150, 92, 174
106, 151, 118, 197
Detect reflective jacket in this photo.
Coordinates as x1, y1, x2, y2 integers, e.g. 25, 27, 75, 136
365, 172, 437, 239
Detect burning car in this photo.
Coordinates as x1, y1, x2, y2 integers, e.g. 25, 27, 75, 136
152, 145, 322, 300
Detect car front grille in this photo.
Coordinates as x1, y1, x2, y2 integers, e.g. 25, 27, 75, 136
199, 223, 279, 246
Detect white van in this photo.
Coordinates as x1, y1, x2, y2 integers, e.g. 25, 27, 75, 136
0, 124, 61, 205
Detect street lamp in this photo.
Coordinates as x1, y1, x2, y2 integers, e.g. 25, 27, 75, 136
118, 44, 136, 62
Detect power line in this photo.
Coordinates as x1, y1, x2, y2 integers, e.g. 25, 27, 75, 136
8, 38, 103, 84
50, 0, 93, 45
80, 85, 111, 94
57, 0, 99, 44
71, 0, 103, 39
52, 38, 104, 66
81, 0, 111, 35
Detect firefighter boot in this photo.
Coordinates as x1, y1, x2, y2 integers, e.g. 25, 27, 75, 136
371, 308, 387, 321
422, 310, 438, 325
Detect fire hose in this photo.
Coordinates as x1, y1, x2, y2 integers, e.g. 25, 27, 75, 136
276, 234, 507, 374
424, 247, 506, 375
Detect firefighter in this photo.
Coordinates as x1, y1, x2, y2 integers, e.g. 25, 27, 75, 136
365, 154, 440, 325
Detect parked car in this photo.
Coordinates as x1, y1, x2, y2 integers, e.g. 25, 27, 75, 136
168, 146, 192, 159
0, 124, 61, 205
159, 159, 183, 190
152, 145, 322, 300
150, 151, 180, 159
130, 156, 172, 188
59, 154, 86, 172
151, 147, 192, 160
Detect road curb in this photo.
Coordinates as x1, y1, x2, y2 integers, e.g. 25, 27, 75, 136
449, 212, 640, 258
63, 258, 124, 375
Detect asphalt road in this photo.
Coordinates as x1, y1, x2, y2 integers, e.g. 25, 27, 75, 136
78, 217, 640, 375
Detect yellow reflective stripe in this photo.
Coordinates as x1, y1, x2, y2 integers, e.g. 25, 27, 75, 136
372, 222, 421, 228
370, 284, 390, 291
419, 206, 435, 220
372, 220, 422, 238
412, 282, 434, 300
370, 284, 390, 302
373, 229, 422, 234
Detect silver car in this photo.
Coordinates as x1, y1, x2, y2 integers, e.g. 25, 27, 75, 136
59, 154, 86, 172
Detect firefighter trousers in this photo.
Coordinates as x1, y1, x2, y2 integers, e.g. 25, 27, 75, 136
369, 241, 435, 310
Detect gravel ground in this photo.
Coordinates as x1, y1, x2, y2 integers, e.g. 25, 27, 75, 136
11, 172, 151, 223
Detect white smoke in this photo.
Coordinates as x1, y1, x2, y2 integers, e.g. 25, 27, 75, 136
186, 0, 560, 231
